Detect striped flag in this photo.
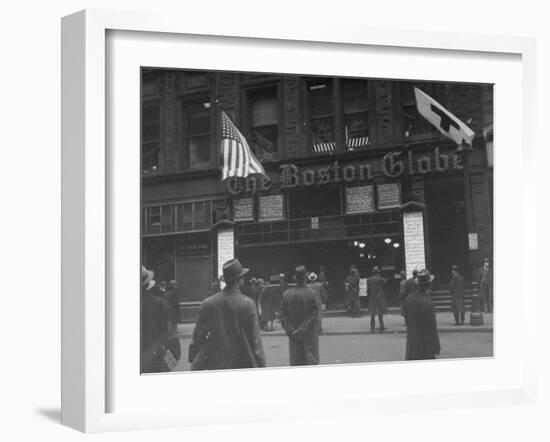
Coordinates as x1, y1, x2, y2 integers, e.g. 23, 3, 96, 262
414, 87, 475, 146
220, 111, 266, 181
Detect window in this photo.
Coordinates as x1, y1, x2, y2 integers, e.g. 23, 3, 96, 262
143, 201, 212, 235
307, 78, 371, 153
143, 205, 174, 234
247, 86, 279, 162
401, 82, 444, 139
308, 79, 335, 153
342, 80, 370, 150
141, 101, 160, 174
184, 100, 212, 169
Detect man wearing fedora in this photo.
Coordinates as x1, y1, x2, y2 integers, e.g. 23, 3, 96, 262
307, 272, 326, 334
280, 266, 320, 366
141, 266, 181, 373
367, 266, 388, 332
188, 259, 266, 370
476, 257, 493, 313
450, 265, 465, 325
403, 269, 441, 360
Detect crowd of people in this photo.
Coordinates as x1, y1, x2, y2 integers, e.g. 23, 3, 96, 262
141, 257, 493, 372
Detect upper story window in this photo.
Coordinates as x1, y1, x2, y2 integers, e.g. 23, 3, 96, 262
183, 99, 212, 169
401, 82, 445, 140
141, 100, 160, 174
307, 78, 372, 154
246, 85, 279, 162
308, 79, 335, 153
342, 79, 370, 150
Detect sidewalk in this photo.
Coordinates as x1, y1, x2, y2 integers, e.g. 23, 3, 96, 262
175, 311, 493, 338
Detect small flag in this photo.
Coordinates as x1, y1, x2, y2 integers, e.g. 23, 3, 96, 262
414, 87, 475, 146
220, 111, 266, 181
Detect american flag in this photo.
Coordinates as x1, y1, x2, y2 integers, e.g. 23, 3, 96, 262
220, 111, 266, 181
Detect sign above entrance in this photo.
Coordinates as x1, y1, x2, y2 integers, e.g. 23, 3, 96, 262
259, 194, 285, 222
233, 198, 254, 221
345, 185, 375, 214
225, 146, 464, 196
377, 183, 402, 209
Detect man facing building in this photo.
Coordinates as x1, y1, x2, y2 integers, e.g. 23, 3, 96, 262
188, 259, 266, 370
280, 266, 320, 366
403, 269, 441, 360
476, 258, 493, 313
367, 266, 388, 333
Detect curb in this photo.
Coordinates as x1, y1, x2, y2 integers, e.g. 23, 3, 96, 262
175, 327, 493, 339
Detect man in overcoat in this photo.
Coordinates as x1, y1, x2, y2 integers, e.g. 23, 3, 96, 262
307, 272, 326, 333
450, 265, 465, 325
476, 257, 493, 313
405, 269, 419, 297
280, 266, 320, 366
344, 265, 361, 317
141, 266, 181, 373
367, 266, 388, 332
188, 259, 266, 370
403, 269, 441, 360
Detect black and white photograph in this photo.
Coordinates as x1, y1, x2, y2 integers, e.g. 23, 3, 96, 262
140, 69, 494, 373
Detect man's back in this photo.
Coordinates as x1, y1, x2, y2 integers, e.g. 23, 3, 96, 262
280, 286, 317, 330
189, 288, 265, 369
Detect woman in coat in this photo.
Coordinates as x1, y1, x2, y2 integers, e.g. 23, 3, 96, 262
403, 269, 441, 360
449, 265, 465, 325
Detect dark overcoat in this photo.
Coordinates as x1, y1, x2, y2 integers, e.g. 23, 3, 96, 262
259, 284, 282, 323
449, 273, 465, 314
188, 287, 266, 370
280, 285, 320, 366
141, 290, 181, 373
366, 275, 388, 315
403, 292, 441, 360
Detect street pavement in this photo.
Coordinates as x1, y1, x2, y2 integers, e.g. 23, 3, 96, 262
172, 311, 493, 371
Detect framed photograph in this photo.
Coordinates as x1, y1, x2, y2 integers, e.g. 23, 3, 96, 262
61, 9, 537, 433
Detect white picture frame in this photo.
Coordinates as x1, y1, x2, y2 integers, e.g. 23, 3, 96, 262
61, 9, 537, 433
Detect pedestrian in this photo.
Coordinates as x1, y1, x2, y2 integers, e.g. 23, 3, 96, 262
366, 266, 388, 332
344, 265, 361, 317
405, 269, 419, 297
450, 265, 465, 325
141, 266, 181, 373
307, 272, 326, 334
280, 265, 320, 366
259, 281, 280, 332
165, 279, 180, 334
318, 266, 329, 308
476, 257, 493, 313
403, 269, 441, 360
188, 259, 266, 370
398, 270, 407, 318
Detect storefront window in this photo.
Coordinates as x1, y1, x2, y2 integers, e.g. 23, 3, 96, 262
184, 100, 211, 169
142, 101, 160, 174
248, 86, 279, 162
308, 80, 335, 153
143, 201, 212, 235
342, 80, 370, 150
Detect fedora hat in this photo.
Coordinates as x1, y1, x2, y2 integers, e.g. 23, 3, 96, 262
415, 269, 434, 285
222, 258, 249, 283
308, 272, 318, 282
293, 265, 307, 280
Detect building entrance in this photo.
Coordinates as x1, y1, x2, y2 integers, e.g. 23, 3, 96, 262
238, 234, 404, 308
